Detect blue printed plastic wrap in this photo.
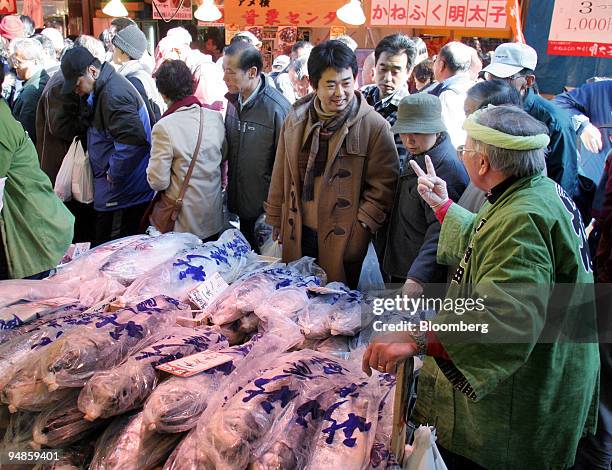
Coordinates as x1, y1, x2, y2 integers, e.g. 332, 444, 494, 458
2, 296, 185, 412
122, 229, 262, 303
78, 326, 229, 421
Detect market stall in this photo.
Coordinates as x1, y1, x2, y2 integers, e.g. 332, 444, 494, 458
0, 229, 412, 469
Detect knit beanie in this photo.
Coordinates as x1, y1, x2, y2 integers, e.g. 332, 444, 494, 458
112, 24, 147, 60
0, 16, 25, 41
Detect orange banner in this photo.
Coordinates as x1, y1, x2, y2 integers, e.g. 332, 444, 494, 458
224, 0, 348, 28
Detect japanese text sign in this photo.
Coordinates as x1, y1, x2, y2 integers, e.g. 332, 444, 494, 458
225, 0, 347, 27
371, 0, 509, 28
153, 0, 193, 21
548, 1, 612, 58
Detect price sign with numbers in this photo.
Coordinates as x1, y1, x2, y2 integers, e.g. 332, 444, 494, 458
548, 1, 612, 58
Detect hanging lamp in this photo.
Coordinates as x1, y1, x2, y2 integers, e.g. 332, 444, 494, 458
194, 0, 222, 22
102, 0, 128, 17
336, 0, 366, 26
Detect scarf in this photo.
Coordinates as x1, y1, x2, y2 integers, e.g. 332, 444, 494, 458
300, 95, 358, 201
161, 95, 201, 119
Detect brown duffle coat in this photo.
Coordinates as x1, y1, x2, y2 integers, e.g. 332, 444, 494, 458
265, 91, 399, 284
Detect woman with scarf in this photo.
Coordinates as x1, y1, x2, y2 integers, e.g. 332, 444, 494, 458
146, 60, 225, 241
380, 93, 469, 296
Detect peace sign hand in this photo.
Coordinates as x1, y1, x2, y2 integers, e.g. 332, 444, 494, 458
409, 155, 449, 209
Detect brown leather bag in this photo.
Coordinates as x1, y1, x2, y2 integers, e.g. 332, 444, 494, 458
144, 107, 205, 233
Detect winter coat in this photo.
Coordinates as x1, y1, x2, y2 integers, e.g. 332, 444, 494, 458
12, 68, 49, 145
86, 62, 154, 212
225, 74, 290, 221
382, 132, 469, 281
35, 70, 88, 185
0, 99, 74, 278
265, 91, 399, 284
523, 88, 578, 197
116, 60, 166, 124
147, 104, 225, 240
414, 175, 599, 470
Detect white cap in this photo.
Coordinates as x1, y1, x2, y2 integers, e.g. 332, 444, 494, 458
41, 28, 64, 51
167, 27, 192, 47
234, 30, 262, 48
482, 42, 538, 78
272, 54, 290, 70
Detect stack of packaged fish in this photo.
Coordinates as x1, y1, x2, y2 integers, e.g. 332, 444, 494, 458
0, 229, 396, 470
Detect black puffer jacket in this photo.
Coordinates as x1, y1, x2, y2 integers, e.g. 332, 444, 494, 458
382, 132, 469, 282
225, 73, 290, 220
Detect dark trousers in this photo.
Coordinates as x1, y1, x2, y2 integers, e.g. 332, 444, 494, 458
437, 446, 487, 470
93, 202, 149, 247
239, 216, 260, 254
301, 226, 362, 289
65, 200, 96, 243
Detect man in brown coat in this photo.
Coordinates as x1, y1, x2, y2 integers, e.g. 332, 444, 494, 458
265, 40, 399, 288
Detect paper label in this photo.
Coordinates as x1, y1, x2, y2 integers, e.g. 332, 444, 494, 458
156, 350, 233, 377
308, 285, 346, 295
176, 316, 206, 328
188, 272, 229, 309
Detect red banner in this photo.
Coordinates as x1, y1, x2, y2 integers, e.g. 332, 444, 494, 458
547, 41, 612, 59
0, 0, 18, 15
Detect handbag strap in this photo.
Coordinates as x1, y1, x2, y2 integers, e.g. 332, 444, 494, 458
176, 107, 205, 206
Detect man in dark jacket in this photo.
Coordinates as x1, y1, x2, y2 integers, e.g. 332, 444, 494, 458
223, 41, 290, 250
61, 46, 153, 246
10, 37, 49, 145
483, 42, 578, 197
362, 34, 416, 172
382, 93, 468, 296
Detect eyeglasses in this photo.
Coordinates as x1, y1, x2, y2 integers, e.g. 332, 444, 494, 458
457, 145, 479, 160
484, 71, 527, 83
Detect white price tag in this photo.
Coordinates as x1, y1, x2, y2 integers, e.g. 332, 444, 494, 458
156, 350, 233, 377
187, 272, 229, 310
308, 285, 346, 295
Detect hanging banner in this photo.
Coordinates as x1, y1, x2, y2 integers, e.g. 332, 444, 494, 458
0, 0, 17, 15
548, 0, 612, 58
225, 0, 347, 27
370, 0, 509, 29
152, 0, 192, 21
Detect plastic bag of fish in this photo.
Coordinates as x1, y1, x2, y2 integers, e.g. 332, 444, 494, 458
121, 230, 264, 303
205, 258, 324, 326
90, 410, 182, 470
168, 349, 382, 470
1, 296, 185, 412
78, 326, 228, 421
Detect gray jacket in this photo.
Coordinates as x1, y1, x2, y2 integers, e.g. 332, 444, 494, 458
225, 73, 290, 220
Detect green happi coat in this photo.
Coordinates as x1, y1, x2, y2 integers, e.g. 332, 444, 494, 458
0, 99, 74, 278
413, 175, 599, 470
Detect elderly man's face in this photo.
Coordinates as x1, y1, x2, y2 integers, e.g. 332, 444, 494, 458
11, 51, 37, 81
459, 137, 488, 189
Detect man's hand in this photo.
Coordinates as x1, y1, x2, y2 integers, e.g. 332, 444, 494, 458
402, 279, 424, 298
362, 332, 418, 376
581, 123, 603, 154
272, 227, 281, 243
409, 155, 449, 209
